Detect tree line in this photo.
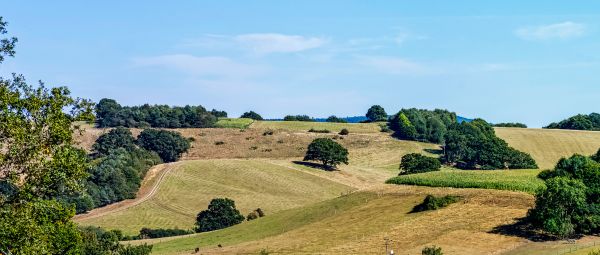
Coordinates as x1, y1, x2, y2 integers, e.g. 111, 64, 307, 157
96, 98, 225, 128
545, 113, 600, 131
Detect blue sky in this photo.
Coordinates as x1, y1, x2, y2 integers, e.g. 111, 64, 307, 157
2, 1, 600, 127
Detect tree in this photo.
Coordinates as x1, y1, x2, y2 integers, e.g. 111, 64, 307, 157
544, 113, 600, 131
303, 138, 349, 169
391, 113, 417, 140
210, 109, 227, 118
79, 226, 152, 254
326, 115, 347, 123
399, 153, 441, 175
422, 246, 443, 255
136, 129, 190, 162
493, 122, 527, 128
95, 98, 122, 127
366, 105, 387, 122
284, 115, 313, 122
241, 111, 263, 120
92, 127, 136, 156
195, 198, 244, 232
0, 17, 94, 253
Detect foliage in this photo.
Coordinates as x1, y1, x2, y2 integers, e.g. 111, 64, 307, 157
422, 245, 443, 255
138, 227, 193, 239
339, 128, 349, 135
195, 198, 245, 232
95, 98, 217, 128
545, 113, 600, 131
399, 153, 441, 175
303, 138, 349, 169
493, 122, 527, 128
389, 108, 456, 143
528, 154, 600, 237
308, 128, 331, 133
412, 195, 461, 212
326, 115, 348, 123
210, 109, 227, 118
0, 20, 94, 253
284, 115, 314, 122
240, 111, 263, 120
386, 168, 543, 194
93, 127, 136, 156
137, 129, 191, 162
444, 119, 538, 170
79, 226, 152, 255
366, 105, 387, 122
246, 208, 265, 221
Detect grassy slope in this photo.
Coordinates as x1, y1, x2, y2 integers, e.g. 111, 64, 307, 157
496, 127, 600, 169
77, 159, 352, 235
139, 185, 533, 255
214, 118, 254, 129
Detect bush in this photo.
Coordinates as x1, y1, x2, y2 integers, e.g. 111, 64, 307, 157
412, 195, 461, 212
137, 129, 191, 162
339, 128, 349, 135
422, 245, 443, 255
79, 226, 152, 255
214, 141, 225, 145
195, 198, 244, 232
263, 130, 274, 136
93, 127, 136, 156
246, 211, 258, 221
308, 128, 331, 133
326, 115, 348, 123
240, 111, 263, 120
138, 228, 193, 239
399, 153, 441, 175
303, 138, 349, 169
366, 105, 387, 122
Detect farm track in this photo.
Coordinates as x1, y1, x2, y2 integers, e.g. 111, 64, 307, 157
74, 162, 178, 221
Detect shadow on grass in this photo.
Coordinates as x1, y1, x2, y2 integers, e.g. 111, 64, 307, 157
423, 148, 444, 155
489, 217, 573, 242
292, 161, 338, 171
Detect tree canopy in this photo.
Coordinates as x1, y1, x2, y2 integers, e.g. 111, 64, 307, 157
325, 115, 347, 123
399, 153, 441, 175
366, 105, 387, 122
195, 198, 244, 232
493, 122, 527, 128
389, 108, 456, 144
303, 138, 349, 169
136, 129, 191, 162
284, 115, 314, 121
240, 111, 263, 120
545, 113, 600, 131
92, 127, 137, 156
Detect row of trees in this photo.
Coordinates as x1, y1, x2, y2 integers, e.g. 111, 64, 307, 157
284, 115, 314, 121
96, 98, 222, 128
545, 113, 600, 131
389, 108, 457, 144
493, 122, 527, 128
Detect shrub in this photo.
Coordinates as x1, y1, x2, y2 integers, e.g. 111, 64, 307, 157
136, 129, 191, 162
412, 195, 461, 212
400, 153, 441, 175
195, 198, 244, 232
138, 228, 193, 239
263, 130, 274, 136
93, 127, 136, 156
214, 141, 225, 145
240, 111, 263, 120
366, 105, 387, 122
339, 128, 349, 135
246, 211, 258, 221
256, 208, 265, 217
422, 246, 443, 255
303, 138, 349, 169
308, 128, 330, 133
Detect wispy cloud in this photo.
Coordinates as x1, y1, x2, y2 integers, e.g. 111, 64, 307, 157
515, 21, 586, 41
234, 33, 328, 54
131, 54, 266, 78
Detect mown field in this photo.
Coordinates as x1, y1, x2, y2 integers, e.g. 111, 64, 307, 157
214, 117, 254, 129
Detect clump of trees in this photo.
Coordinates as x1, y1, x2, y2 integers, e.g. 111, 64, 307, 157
137, 129, 191, 162
399, 153, 441, 175
303, 138, 349, 169
545, 113, 600, 131
412, 195, 461, 213
79, 226, 152, 254
366, 105, 388, 122
422, 245, 443, 255
326, 115, 348, 123
195, 198, 245, 232
284, 115, 314, 121
241, 111, 263, 120
389, 108, 456, 144
444, 119, 538, 170
493, 122, 527, 128
528, 151, 600, 238
138, 227, 193, 239
210, 109, 227, 118
95, 98, 220, 128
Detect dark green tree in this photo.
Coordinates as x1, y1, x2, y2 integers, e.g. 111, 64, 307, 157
241, 111, 263, 120
366, 105, 387, 122
79, 226, 152, 255
391, 113, 417, 140
92, 127, 136, 156
399, 153, 441, 175
326, 115, 347, 123
136, 129, 191, 162
195, 198, 244, 232
210, 109, 227, 118
303, 138, 349, 169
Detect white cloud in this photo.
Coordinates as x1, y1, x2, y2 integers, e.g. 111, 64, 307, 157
515, 22, 586, 40
234, 33, 328, 54
358, 56, 428, 75
131, 54, 266, 78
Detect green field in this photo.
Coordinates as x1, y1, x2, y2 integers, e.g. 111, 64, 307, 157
214, 118, 254, 129
386, 168, 544, 194
77, 159, 352, 235
251, 120, 384, 133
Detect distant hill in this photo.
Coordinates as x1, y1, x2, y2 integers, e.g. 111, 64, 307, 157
457, 116, 473, 123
